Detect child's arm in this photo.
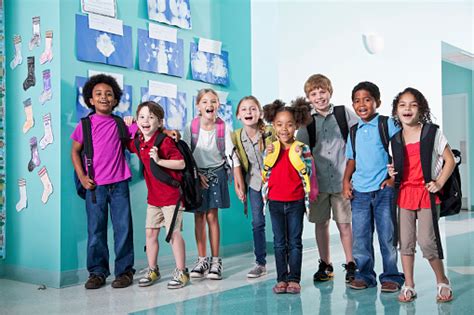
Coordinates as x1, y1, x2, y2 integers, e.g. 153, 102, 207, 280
71, 140, 95, 190
342, 159, 355, 199
149, 146, 185, 170
426, 146, 455, 193
233, 166, 246, 203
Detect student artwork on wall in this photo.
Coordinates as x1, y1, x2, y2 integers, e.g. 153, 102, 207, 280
76, 76, 132, 121
141, 87, 187, 131
137, 29, 184, 77
147, 0, 192, 30
75, 14, 133, 68
190, 42, 229, 86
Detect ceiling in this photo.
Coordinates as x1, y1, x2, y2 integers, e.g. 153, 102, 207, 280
442, 42, 474, 71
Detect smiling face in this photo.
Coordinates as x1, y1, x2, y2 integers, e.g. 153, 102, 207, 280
307, 87, 331, 113
89, 83, 117, 116
396, 92, 420, 127
352, 89, 380, 122
137, 106, 162, 140
237, 99, 261, 127
196, 92, 220, 122
273, 110, 297, 148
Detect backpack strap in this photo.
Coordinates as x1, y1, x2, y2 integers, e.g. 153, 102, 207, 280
150, 133, 181, 188
80, 116, 96, 203
390, 130, 404, 248
378, 115, 390, 154
307, 114, 317, 150
262, 140, 281, 180
190, 117, 200, 153
231, 128, 249, 173
349, 123, 358, 160
288, 141, 310, 195
215, 117, 226, 159
333, 105, 349, 142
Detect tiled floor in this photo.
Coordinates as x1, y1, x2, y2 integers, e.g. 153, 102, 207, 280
1, 211, 473, 314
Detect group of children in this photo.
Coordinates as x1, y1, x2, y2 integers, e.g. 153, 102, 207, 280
71, 73, 455, 304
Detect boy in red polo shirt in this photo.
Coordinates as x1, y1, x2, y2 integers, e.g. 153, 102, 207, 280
128, 101, 189, 289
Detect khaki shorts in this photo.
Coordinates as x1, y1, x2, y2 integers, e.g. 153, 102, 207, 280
308, 192, 351, 224
145, 204, 183, 233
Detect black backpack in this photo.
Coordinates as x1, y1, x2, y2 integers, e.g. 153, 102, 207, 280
134, 133, 202, 242
349, 114, 390, 160
74, 114, 128, 203
390, 123, 462, 259
307, 105, 349, 150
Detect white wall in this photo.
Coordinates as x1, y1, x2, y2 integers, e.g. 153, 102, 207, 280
251, 0, 474, 241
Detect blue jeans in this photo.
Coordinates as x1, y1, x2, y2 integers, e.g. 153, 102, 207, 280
85, 180, 135, 278
249, 188, 266, 266
351, 187, 404, 287
269, 199, 305, 283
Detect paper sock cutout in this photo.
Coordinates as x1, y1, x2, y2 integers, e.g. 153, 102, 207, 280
16, 178, 28, 212
10, 35, 23, 70
28, 16, 41, 50
22, 98, 35, 133
38, 167, 53, 204
39, 69, 52, 105
23, 56, 36, 91
39, 113, 53, 149
40, 30, 53, 64
28, 137, 41, 172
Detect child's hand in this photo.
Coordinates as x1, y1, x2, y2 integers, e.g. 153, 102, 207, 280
150, 146, 160, 164
425, 180, 442, 193
123, 116, 134, 127
294, 145, 302, 156
79, 174, 96, 190
387, 163, 398, 178
266, 143, 274, 154
342, 180, 353, 199
381, 177, 395, 189
199, 173, 209, 189
164, 129, 181, 141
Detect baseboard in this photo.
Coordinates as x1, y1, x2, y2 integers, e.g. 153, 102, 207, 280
1, 264, 61, 288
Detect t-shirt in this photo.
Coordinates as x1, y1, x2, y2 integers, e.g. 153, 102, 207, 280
71, 114, 136, 185
128, 131, 183, 207
268, 148, 305, 201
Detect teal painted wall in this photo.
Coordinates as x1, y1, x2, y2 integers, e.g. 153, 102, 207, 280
4, 0, 252, 287
442, 61, 474, 210
4, 0, 62, 285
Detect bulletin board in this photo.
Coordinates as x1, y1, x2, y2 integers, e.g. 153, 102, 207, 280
0, 0, 6, 259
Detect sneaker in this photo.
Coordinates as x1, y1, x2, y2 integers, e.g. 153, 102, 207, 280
313, 259, 334, 282
138, 267, 161, 287
247, 264, 267, 278
343, 261, 356, 283
84, 274, 106, 289
190, 257, 210, 278
111, 270, 134, 288
168, 268, 190, 289
207, 257, 223, 280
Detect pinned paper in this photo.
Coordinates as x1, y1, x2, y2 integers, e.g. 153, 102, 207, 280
81, 0, 117, 18
215, 90, 229, 104
148, 80, 178, 99
198, 38, 222, 55
149, 23, 177, 43
88, 13, 123, 36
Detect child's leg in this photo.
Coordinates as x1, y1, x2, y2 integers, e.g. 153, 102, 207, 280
316, 221, 330, 263
310, 193, 331, 262
332, 193, 353, 263
145, 228, 160, 268
286, 199, 306, 284
194, 212, 207, 257
268, 200, 288, 283
206, 208, 220, 257
336, 222, 353, 262
170, 230, 186, 270
351, 190, 376, 286
373, 187, 403, 287
249, 188, 266, 266
109, 180, 134, 277
399, 208, 417, 288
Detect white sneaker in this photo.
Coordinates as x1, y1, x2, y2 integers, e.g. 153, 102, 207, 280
207, 257, 223, 280
190, 257, 210, 278
247, 264, 267, 278
168, 268, 190, 289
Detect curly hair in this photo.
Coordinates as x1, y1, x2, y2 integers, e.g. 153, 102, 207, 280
82, 74, 123, 109
263, 97, 311, 127
391, 87, 432, 126
351, 81, 380, 102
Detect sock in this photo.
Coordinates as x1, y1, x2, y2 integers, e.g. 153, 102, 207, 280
40, 30, 53, 64
28, 16, 41, 50
22, 98, 34, 133
10, 35, 23, 70
28, 137, 41, 172
38, 167, 53, 203
39, 69, 52, 105
16, 178, 28, 212
40, 113, 53, 149
23, 56, 36, 91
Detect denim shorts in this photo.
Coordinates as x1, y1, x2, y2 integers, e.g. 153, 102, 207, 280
195, 164, 230, 212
